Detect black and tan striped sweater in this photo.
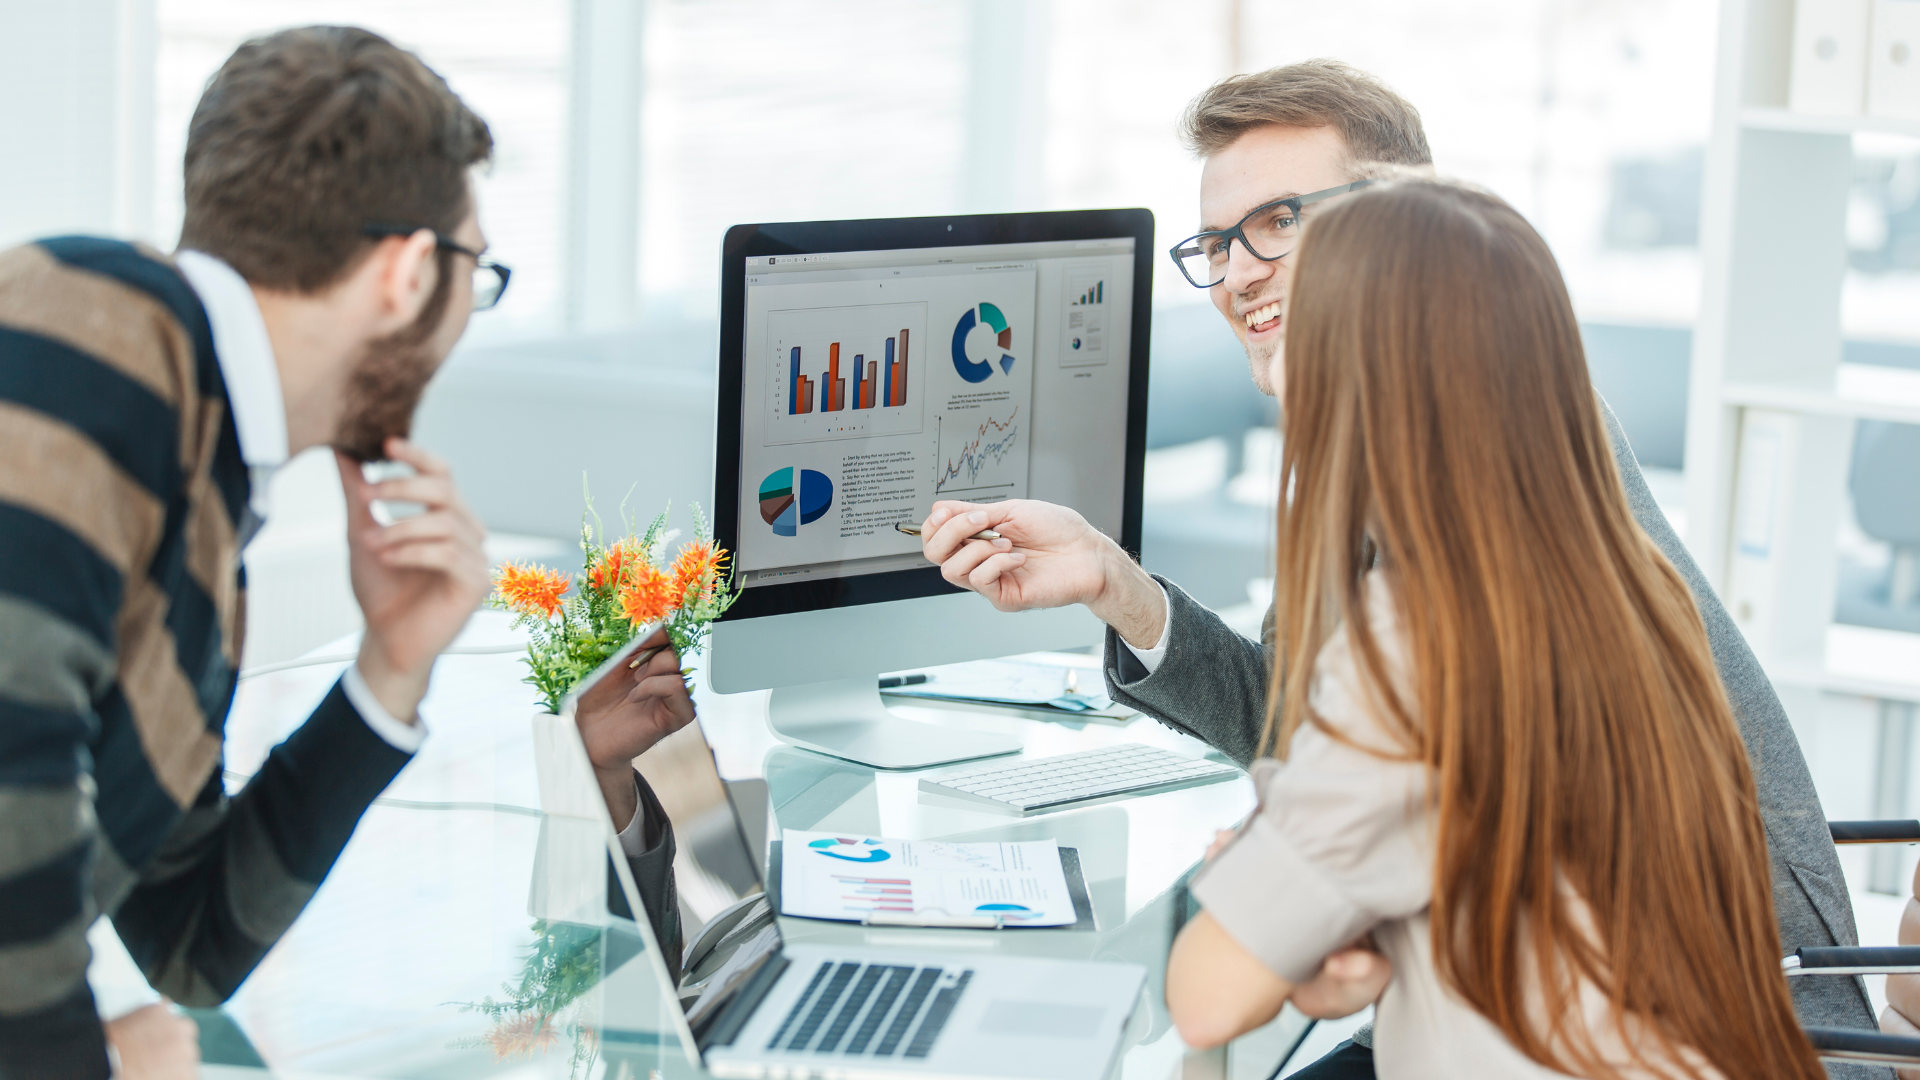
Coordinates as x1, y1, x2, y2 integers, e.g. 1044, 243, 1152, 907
0, 238, 412, 1078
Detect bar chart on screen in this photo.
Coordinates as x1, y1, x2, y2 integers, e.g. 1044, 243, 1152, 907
767, 302, 927, 445
934, 407, 1024, 497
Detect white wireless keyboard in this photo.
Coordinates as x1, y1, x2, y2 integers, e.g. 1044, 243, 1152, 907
918, 743, 1241, 814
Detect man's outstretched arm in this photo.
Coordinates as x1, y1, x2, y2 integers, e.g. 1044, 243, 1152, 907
917, 498, 1271, 763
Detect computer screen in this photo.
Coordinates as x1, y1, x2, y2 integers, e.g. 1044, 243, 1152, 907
713, 211, 1152, 623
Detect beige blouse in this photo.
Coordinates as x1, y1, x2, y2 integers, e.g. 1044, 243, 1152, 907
1190, 575, 1718, 1080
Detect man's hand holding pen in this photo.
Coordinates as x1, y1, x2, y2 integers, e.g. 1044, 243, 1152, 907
916, 499, 1168, 649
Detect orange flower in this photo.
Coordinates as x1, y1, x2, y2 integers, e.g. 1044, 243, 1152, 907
484, 1012, 555, 1061
669, 540, 729, 606
492, 562, 569, 618
587, 538, 641, 588
618, 562, 679, 626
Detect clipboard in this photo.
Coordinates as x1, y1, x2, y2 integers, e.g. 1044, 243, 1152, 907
766, 841, 1097, 931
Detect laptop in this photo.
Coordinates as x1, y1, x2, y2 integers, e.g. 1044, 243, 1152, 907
565, 640, 1148, 1080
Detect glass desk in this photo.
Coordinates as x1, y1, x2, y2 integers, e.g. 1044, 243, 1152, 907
204, 612, 1311, 1079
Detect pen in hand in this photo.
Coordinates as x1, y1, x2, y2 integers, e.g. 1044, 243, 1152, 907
895, 522, 1002, 541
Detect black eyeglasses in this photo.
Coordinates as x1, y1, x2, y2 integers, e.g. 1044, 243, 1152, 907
1167, 180, 1374, 288
361, 224, 513, 311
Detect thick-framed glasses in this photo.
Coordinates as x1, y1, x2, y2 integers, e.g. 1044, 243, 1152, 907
361, 224, 513, 311
1167, 180, 1374, 288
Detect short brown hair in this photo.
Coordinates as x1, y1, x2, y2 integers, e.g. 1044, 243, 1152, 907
1180, 59, 1430, 168
178, 26, 493, 292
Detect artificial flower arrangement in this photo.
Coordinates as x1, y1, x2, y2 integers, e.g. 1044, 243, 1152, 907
459, 499, 740, 1074
489, 498, 740, 714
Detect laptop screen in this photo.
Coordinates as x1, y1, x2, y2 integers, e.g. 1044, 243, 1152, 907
570, 650, 784, 1042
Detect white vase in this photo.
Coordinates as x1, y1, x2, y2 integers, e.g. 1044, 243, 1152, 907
527, 710, 612, 924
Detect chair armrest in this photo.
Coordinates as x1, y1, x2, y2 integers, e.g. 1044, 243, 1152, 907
1830, 820, 1920, 844
1807, 1026, 1920, 1066
1786, 946, 1920, 975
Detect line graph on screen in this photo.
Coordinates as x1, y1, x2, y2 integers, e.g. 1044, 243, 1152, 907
934, 407, 1021, 495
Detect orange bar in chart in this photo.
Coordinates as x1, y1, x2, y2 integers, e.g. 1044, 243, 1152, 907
827, 342, 842, 412
895, 328, 909, 406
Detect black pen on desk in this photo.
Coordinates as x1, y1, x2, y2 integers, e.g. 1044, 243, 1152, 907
878, 673, 929, 689
895, 521, 1002, 541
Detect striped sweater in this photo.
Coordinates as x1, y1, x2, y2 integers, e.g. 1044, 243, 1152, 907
0, 238, 412, 1078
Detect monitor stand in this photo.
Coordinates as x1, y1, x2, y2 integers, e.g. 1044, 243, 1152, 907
765, 677, 1021, 770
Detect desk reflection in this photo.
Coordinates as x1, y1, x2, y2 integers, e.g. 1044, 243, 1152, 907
210, 616, 1296, 1079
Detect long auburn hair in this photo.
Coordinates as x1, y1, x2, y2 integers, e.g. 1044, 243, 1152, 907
1266, 178, 1820, 1080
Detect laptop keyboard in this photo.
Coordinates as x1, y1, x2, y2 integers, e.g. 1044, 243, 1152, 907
768, 961, 972, 1060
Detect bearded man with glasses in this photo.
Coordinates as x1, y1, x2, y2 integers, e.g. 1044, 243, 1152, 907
916, 59, 1879, 1079
0, 26, 705, 1078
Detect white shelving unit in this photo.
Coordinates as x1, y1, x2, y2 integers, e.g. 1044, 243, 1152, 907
1689, 0, 1920, 716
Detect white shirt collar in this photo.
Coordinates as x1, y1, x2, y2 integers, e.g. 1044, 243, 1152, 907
174, 250, 289, 471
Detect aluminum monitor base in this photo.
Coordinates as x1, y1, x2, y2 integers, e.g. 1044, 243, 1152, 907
765, 677, 1020, 770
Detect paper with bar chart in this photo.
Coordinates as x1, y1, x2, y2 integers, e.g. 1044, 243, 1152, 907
779, 830, 1075, 926
766, 302, 927, 445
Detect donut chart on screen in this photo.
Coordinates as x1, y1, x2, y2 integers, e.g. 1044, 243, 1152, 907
950, 301, 1016, 384
758, 467, 834, 536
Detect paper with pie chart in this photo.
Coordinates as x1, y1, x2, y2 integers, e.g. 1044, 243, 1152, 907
779, 829, 1075, 926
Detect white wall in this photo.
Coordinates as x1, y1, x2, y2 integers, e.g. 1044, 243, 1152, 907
0, 0, 152, 248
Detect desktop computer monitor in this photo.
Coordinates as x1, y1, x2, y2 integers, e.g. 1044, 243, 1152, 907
710, 209, 1154, 769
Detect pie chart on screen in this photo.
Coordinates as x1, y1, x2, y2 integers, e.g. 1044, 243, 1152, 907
759, 467, 833, 537
951, 302, 1016, 383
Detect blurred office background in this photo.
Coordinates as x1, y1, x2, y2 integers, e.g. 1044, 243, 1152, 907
3, 0, 1917, 934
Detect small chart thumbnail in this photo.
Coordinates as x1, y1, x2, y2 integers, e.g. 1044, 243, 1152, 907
1061, 273, 1108, 367
768, 302, 926, 445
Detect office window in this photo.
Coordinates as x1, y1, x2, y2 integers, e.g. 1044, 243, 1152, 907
637, 0, 971, 313
153, 0, 570, 340
1033, 0, 1720, 322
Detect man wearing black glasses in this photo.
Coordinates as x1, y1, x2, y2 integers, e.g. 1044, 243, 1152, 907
919, 59, 1877, 1079
0, 27, 529, 1077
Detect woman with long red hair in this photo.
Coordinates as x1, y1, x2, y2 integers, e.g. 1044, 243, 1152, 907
1165, 176, 1822, 1079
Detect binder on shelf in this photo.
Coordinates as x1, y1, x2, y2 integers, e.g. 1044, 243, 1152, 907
1869, 0, 1920, 121
1725, 410, 1791, 651
1791, 0, 1873, 115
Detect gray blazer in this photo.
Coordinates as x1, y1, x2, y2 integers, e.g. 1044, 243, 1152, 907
1105, 404, 1882, 1074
